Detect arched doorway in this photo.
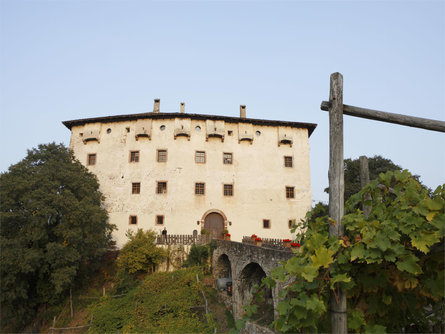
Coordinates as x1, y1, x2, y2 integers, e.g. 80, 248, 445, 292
204, 212, 224, 239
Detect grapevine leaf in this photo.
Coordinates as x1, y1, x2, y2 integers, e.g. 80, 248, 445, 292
364, 324, 387, 333
350, 243, 365, 261
330, 273, 351, 289
310, 247, 334, 269
396, 254, 422, 275
373, 232, 391, 252
348, 309, 365, 331
411, 232, 440, 253
300, 265, 319, 282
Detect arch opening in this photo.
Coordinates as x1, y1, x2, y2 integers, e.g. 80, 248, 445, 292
215, 254, 232, 279
238, 262, 274, 326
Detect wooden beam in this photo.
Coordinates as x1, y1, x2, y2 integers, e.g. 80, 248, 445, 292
320, 101, 445, 133
328, 72, 347, 334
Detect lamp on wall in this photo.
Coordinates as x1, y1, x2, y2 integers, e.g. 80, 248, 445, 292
197, 221, 200, 225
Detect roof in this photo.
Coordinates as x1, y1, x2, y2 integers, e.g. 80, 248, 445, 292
62, 112, 317, 137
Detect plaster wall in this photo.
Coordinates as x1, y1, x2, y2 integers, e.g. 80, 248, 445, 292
69, 116, 312, 247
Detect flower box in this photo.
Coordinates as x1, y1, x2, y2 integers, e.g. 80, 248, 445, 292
254, 237, 262, 247
224, 233, 231, 241
250, 234, 257, 242
290, 242, 301, 249
283, 239, 291, 248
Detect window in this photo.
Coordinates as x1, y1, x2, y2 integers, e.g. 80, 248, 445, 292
107, 128, 111, 134
263, 219, 271, 229
286, 186, 295, 199
195, 151, 206, 164
132, 182, 141, 194
157, 149, 167, 162
223, 153, 233, 165
160, 125, 166, 131
195, 183, 205, 195
130, 151, 140, 163
288, 220, 294, 228
224, 184, 233, 196
126, 127, 130, 133
87, 154, 96, 166
129, 215, 137, 225
284, 156, 293, 167
228, 130, 233, 136
156, 181, 167, 194
156, 215, 164, 225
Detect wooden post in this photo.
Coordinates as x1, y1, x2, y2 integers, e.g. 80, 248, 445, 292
70, 288, 74, 319
320, 101, 445, 133
359, 156, 371, 217
328, 72, 347, 333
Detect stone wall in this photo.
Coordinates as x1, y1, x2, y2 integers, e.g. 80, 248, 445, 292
212, 240, 293, 320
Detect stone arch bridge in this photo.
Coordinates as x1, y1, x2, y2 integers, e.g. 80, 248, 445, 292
212, 239, 293, 320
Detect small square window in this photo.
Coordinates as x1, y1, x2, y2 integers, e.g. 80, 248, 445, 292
87, 154, 96, 166
157, 149, 167, 162
129, 215, 137, 225
284, 156, 293, 168
195, 151, 206, 164
157, 181, 167, 194
195, 182, 205, 195
263, 219, 271, 229
223, 153, 233, 165
130, 151, 140, 163
286, 186, 295, 199
224, 184, 233, 196
288, 220, 294, 228
132, 182, 141, 194
156, 215, 164, 225
228, 130, 233, 136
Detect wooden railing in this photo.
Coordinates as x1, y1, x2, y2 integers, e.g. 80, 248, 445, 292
156, 234, 212, 245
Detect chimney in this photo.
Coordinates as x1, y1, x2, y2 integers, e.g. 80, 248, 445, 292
153, 99, 160, 113
180, 102, 185, 113
240, 105, 246, 118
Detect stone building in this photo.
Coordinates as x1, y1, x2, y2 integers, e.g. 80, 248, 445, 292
62, 100, 316, 247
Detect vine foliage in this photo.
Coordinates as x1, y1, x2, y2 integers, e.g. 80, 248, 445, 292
268, 170, 444, 333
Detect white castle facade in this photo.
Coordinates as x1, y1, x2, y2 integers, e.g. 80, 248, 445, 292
63, 100, 316, 247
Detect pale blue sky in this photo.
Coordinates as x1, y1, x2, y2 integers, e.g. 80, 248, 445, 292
1, 0, 444, 203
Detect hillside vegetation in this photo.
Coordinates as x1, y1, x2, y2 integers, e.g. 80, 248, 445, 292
89, 268, 216, 333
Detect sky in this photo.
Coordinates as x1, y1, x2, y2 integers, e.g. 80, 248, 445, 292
1, 0, 444, 204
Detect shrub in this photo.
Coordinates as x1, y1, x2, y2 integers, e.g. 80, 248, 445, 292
117, 229, 166, 276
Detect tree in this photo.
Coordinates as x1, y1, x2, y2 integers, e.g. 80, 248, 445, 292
117, 229, 166, 275
324, 155, 413, 201
267, 171, 444, 333
0, 143, 115, 331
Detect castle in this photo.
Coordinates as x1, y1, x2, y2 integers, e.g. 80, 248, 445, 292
63, 100, 316, 246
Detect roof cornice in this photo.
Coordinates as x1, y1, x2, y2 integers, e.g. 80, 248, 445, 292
62, 112, 317, 137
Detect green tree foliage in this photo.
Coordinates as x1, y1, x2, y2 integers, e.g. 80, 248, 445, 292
89, 268, 215, 333
184, 244, 209, 267
0, 143, 114, 330
324, 155, 417, 201
269, 171, 444, 333
116, 229, 166, 275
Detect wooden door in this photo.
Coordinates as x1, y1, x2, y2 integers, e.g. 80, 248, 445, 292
204, 212, 224, 239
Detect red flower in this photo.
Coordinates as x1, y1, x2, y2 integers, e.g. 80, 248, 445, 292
290, 243, 301, 247
283, 239, 291, 242
255, 238, 262, 242
225, 233, 231, 237
251, 234, 257, 238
